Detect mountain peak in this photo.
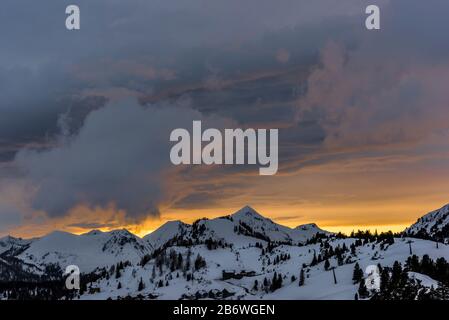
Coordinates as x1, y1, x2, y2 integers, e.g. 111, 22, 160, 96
232, 205, 264, 219
161, 220, 186, 227
295, 223, 318, 230
241, 205, 257, 212
83, 229, 104, 236
109, 228, 134, 237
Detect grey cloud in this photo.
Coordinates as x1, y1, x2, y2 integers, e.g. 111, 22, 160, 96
15, 99, 229, 221
0, 0, 381, 66
0, 64, 108, 162
0, 204, 22, 232
0, 0, 375, 165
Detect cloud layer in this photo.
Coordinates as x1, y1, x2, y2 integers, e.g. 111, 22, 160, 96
15, 100, 230, 221
2, 0, 449, 235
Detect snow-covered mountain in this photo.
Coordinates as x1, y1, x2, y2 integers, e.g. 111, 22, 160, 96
2, 204, 449, 300
405, 204, 449, 241
143, 206, 330, 251
1, 206, 326, 277
17, 229, 153, 273
0, 236, 32, 255
143, 220, 191, 250
228, 206, 330, 245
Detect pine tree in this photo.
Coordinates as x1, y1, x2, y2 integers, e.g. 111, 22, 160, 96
324, 258, 330, 271
358, 280, 369, 299
311, 252, 317, 266
351, 243, 356, 255
117, 282, 122, 289
115, 266, 121, 279
177, 253, 183, 270
138, 277, 145, 291
352, 263, 364, 283
194, 254, 206, 270
151, 264, 156, 281
299, 268, 305, 286
391, 261, 402, 285
253, 279, 258, 291
185, 248, 192, 271
380, 268, 390, 293
270, 272, 281, 292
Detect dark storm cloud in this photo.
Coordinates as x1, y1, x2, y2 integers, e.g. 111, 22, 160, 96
0, 63, 108, 162
15, 99, 231, 221
0, 0, 366, 177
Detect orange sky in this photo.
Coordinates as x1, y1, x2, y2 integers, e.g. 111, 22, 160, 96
6, 196, 446, 239
5, 141, 449, 239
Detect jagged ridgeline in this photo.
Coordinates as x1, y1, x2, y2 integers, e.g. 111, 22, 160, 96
1, 205, 449, 300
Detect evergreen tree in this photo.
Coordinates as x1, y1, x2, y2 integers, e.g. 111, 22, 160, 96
391, 261, 402, 285
270, 272, 283, 292
299, 268, 305, 286
311, 252, 317, 266
358, 280, 369, 299
352, 262, 364, 283
177, 253, 183, 270
253, 279, 258, 291
151, 264, 156, 281
194, 254, 206, 270
380, 267, 390, 293
350, 243, 357, 255
324, 258, 330, 271
138, 278, 145, 291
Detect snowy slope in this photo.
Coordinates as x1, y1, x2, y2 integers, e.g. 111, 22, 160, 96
262, 237, 448, 300
143, 221, 191, 250
17, 229, 152, 273
405, 204, 449, 240
291, 223, 330, 244
80, 236, 449, 300
0, 236, 32, 255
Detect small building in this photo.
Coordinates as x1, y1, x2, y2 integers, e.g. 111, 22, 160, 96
222, 269, 256, 280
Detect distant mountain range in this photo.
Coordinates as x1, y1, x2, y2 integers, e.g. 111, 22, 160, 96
1, 204, 449, 300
